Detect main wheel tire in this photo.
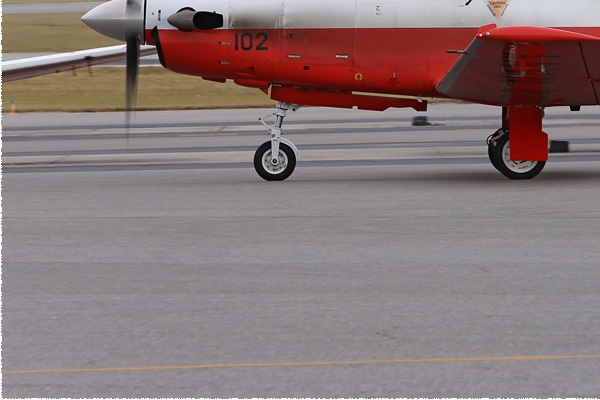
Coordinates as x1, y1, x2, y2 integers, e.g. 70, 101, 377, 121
491, 133, 546, 180
253, 141, 296, 181
488, 143, 501, 172
487, 128, 505, 172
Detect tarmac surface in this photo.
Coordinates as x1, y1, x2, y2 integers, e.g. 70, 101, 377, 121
2, 104, 600, 397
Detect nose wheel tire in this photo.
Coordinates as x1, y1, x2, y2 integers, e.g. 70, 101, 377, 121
490, 133, 546, 180
254, 141, 297, 181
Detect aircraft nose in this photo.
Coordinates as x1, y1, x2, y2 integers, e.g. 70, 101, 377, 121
82, 0, 144, 42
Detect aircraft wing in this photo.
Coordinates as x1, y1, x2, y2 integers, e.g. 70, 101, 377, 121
436, 26, 600, 107
2, 45, 156, 82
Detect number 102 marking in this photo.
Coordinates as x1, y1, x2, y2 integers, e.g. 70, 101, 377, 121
234, 32, 269, 51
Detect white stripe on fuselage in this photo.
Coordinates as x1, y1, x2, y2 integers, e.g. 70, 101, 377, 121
145, 0, 600, 31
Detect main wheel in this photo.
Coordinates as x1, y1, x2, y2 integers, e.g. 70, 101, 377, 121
488, 143, 500, 171
253, 141, 296, 181
491, 133, 546, 180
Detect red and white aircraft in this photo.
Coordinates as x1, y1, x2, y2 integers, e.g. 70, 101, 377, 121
4, 0, 600, 181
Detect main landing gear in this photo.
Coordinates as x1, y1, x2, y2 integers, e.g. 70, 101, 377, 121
486, 106, 548, 180
254, 102, 300, 181
487, 128, 546, 180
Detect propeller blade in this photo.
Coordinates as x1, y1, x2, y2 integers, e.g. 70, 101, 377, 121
126, 33, 140, 112
125, 33, 140, 140
83, 0, 145, 139
124, 0, 142, 139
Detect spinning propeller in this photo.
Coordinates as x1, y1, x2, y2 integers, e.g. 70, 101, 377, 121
124, 0, 142, 123
82, 0, 144, 132
82, 0, 224, 133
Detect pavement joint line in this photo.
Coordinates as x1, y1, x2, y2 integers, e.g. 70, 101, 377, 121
2, 118, 591, 135
4, 354, 600, 375
4, 147, 600, 168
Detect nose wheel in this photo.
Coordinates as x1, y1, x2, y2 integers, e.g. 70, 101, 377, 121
254, 141, 296, 181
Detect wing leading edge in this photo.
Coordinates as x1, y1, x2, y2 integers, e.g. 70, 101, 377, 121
2, 45, 156, 82
437, 26, 600, 107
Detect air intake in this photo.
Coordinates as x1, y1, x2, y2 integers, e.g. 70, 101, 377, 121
167, 9, 223, 32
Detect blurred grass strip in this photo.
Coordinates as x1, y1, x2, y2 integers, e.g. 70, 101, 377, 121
2, 13, 121, 52
4, 0, 99, 4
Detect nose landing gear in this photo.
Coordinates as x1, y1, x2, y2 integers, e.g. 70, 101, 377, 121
254, 102, 300, 181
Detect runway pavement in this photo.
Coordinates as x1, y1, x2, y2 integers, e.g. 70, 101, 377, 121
2, 104, 600, 397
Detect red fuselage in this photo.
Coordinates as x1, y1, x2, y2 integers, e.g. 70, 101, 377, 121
147, 26, 600, 99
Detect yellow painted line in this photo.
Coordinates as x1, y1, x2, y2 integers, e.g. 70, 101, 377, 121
3, 354, 600, 376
